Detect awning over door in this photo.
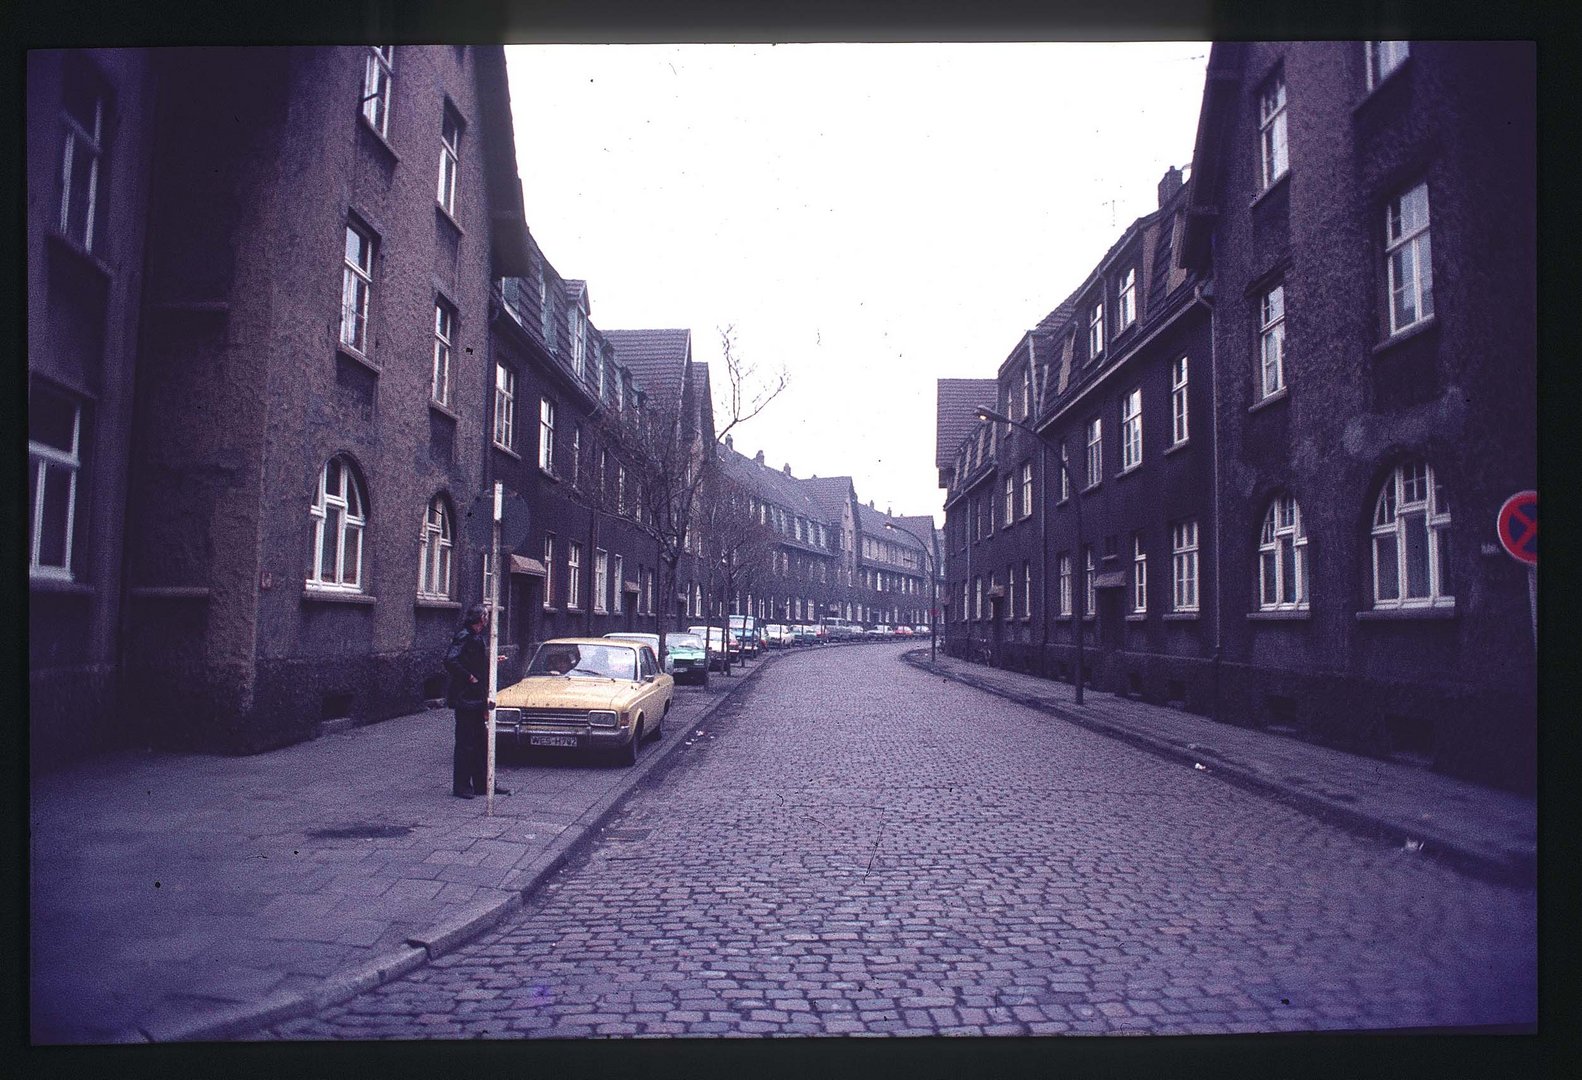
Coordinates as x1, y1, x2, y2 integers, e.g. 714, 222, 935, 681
1093, 570, 1128, 590
509, 555, 547, 577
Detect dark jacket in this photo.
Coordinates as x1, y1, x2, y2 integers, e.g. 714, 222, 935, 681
444, 625, 489, 708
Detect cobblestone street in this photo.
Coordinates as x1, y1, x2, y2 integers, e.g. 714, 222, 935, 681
266, 643, 1536, 1039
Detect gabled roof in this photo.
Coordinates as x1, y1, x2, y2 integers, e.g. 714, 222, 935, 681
855, 502, 929, 554
796, 475, 858, 526
936, 378, 998, 469
472, 46, 532, 277
717, 447, 827, 524
604, 329, 692, 412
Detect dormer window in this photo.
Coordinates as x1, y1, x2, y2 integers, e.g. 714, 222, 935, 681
1088, 300, 1105, 359
1117, 268, 1137, 329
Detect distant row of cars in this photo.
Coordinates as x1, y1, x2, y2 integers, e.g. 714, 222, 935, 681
487, 619, 933, 767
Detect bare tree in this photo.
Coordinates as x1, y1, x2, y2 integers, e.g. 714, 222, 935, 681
587, 326, 787, 663
694, 460, 776, 675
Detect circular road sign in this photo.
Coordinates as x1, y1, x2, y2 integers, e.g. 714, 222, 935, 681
1496, 490, 1537, 566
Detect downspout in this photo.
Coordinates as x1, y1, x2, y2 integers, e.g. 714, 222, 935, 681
1031, 332, 1049, 667
1196, 278, 1222, 722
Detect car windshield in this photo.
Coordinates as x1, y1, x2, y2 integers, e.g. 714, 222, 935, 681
527, 643, 638, 680
668, 634, 704, 651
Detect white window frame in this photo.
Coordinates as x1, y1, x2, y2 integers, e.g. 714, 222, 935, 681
28, 383, 83, 582
1020, 461, 1034, 519
1058, 553, 1072, 616
594, 548, 609, 613
308, 456, 367, 592
494, 364, 515, 451
1060, 444, 1071, 502
570, 426, 582, 488
418, 494, 453, 600
567, 542, 583, 609
1121, 388, 1143, 471
612, 554, 625, 614
1386, 181, 1434, 335
1003, 472, 1015, 525
1022, 561, 1033, 618
1259, 284, 1286, 399
1117, 268, 1137, 329
1133, 532, 1147, 614
1170, 356, 1190, 445
361, 47, 394, 137
1259, 71, 1289, 189
1085, 417, 1103, 489
1258, 492, 1309, 611
1172, 520, 1200, 612
1020, 365, 1033, 419
431, 300, 454, 406
437, 106, 460, 215
1371, 460, 1453, 609
340, 222, 374, 354
1367, 41, 1410, 89
1083, 547, 1096, 618
569, 305, 586, 380
543, 534, 555, 608
59, 58, 107, 253
538, 396, 555, 474
1088, 299, 1105, 359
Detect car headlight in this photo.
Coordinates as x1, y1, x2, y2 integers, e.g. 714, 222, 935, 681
588, 710, 619, 728
494, 708, 522, 726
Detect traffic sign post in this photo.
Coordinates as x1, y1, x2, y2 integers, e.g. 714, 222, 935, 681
1496, 490, 1537, 647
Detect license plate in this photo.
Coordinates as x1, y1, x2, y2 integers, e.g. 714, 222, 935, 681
529, 734, 579, 748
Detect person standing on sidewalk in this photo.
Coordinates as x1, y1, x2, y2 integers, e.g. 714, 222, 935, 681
443, 604, 509, 799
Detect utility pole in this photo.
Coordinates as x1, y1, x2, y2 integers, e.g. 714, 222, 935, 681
486, 481, 501, 816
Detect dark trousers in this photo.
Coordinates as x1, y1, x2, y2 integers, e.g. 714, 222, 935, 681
453, 705, 488, 795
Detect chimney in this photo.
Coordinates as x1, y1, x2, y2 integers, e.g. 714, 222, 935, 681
725, 434, 733, 450
783, 463, 792, 476
1158, 165, 1184, 208
755, 450, 765, 465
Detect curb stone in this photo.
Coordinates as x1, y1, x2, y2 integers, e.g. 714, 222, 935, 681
904, 650, 1535, 888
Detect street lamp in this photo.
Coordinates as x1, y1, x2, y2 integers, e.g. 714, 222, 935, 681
974, 406, 1084, 704
883, 520, 937, 664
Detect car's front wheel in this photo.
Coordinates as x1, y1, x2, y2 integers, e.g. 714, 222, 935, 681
616, 723, 641, 766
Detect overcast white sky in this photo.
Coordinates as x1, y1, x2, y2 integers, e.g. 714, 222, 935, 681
504, 43, 1209, 526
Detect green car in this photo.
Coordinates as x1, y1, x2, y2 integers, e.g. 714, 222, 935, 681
606, 632, 710, 686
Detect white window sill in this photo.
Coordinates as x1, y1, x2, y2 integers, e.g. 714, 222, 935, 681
31, 577, 94, 595
429, 399, 458, 421
1356, 605, 1456, 621
493, 442, 521, 460
1117, 462, 1142, 479
1163, 611, 1200, 621
129, 586, 211, 600
1126, 613, 1147, 622
435, 203, 464, 235
46, 230, 113, 280
1081, 481, 1102, 495
416, 597, 461, 610
1164, 439, 1190, 456
1353, 57, 1413, 115
1249, 386, 1289, 414
337, 343, 380, 374
1373, 315, 1439, 355
357, 115, 401, 161
1248, 609, 1310, 621
302, 588, 377, 605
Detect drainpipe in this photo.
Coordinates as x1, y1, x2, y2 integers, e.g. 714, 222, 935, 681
1031, 332, 1049, 667
1196, 279, 1222, 722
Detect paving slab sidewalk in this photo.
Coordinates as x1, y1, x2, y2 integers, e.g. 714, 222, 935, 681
908, 650, 1536, 886
29, 652, 778, 1045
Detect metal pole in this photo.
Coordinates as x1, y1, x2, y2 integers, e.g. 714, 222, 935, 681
1529, 565, 1537, 649
1070, 455, 1084, 706
486, 481, 501, 816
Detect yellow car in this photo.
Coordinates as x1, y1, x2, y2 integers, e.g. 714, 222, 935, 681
494, 637, 674, 766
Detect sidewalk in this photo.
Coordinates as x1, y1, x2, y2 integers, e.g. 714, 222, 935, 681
28, 652, 778, 1045
907, 650, 1536, 887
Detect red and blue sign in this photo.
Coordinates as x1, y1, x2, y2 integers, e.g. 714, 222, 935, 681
1496, 490, 1537, 566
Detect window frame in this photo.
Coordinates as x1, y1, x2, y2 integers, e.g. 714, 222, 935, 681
1020, 460, 1034, 520
1258, 283, 1287, 399
1170, 356, 1190, 445
361, 46, 394, 137
1366, 41, 1410, 89
28, 382, 84, 582
431, 299, 455, 406
1171, 520, 1200, 612
1003, 472, 1015, 526
1085, 417, 1103, 489
542, 533, 556, 609
1370, 460, 1453, 609
308, 456, 368, 593
493, 363, 516, 452
1117, 267, 1137, 330
1058, 552, 1072, 616
1258, 69, 1289, 190
594, 548, 609, 613
58, 56, 109, 254
436, 104, 461, 216
1385, 181, 1434, 336
1120, 388, 1143, 472
1083, 546, 1095, 618
418, 494, 454, 600
1133, 532, 1147, 614
612, 554, 625, 614
340, 221, 375, 355
538, 396, 556, 474
1088, 299, 1105, 359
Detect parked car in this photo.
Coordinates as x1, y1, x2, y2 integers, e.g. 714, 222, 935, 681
494, 638, 673, 766
913, 625, 932, 636
865, 626, 891, 638
822, 618, 861, 641
605, 631, 710, 687
790, 624, 822, 645
893, 625, 914, 637
689, 625, 742, 668
764, 623, 792, 648
728, 615, 763, 657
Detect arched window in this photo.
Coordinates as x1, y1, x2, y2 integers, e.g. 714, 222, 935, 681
1371, 459, 1453, 608
418, 494, 453, 599
1258, 492, 1309, 610
308, 456, 367, 591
